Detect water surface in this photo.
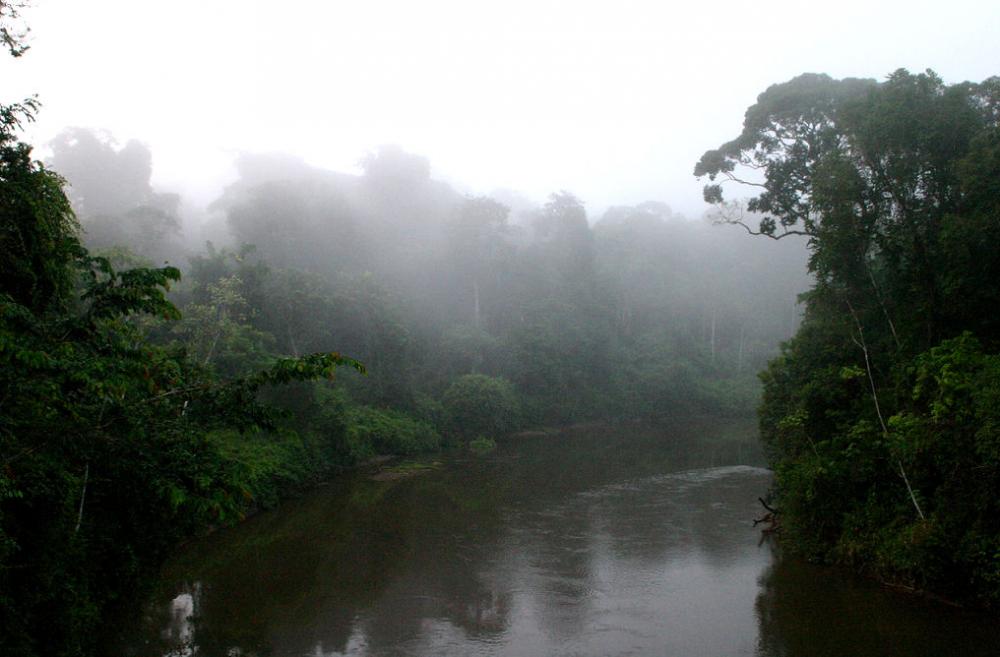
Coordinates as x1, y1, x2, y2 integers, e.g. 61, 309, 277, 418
122, 420, 1000, 656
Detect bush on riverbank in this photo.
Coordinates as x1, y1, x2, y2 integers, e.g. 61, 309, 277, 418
442, 374, 522, 442
345, 405, 444, 458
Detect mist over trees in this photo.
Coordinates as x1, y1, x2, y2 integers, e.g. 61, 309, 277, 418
3, 0, 1000, 652
1, 109, 811, 653
48, 129, 811, 427
48, 128, 185, 264
1, 87, 814, 651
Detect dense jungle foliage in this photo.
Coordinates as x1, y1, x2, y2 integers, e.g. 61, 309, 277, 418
697, 69, 1000, 605
0, 105, 370, 657
5, 0, 999, 652
0, 8, 809, 655
47, 135, 808, 428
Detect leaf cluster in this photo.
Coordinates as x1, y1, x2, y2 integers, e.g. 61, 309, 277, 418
718, 70, 1000, 605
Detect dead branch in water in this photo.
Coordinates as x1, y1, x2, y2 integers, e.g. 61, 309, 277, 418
754, 497, 780, 538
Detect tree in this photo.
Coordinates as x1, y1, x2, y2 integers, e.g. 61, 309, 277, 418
0, 0, 28, 58
532, 191, 595, 286
0, 105, 79, 310
442, 374, 521, 441
171, 274, 274, 376
0, 23, 367, 651
446, 196, 512, 328
47, 128, 184, 262
223, 176, 359, 273
696, 70, 999, 351
696, 70, 1000, 604
48, 128, 161, 217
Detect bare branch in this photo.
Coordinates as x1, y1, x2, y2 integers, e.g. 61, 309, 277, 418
708, 201, 812, 240
729, 221, 811, 240
722, 171, 767, 188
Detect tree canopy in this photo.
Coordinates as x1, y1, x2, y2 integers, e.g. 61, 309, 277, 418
697, 69, 1000, 605
0, 29, 366, 653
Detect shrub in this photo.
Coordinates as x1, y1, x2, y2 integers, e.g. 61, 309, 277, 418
469, 435, 497, 453
441, 374, 522, 441
345, 406, 442, 459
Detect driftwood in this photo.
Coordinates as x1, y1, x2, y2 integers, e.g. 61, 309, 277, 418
753, 497, 780, 537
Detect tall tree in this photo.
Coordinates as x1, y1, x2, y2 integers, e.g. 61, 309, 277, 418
446, 196, 512, 328
47, 128, 184, 262
696, 70, 1000, 604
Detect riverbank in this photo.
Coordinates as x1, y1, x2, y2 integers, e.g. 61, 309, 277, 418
122, 422, 1000, 657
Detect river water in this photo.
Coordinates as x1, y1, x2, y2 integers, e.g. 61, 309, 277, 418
121, 420, 1000, 657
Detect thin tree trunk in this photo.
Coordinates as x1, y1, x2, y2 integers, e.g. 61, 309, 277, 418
74, 462, 89, 535
287, 324, 300, 357
866, 264, 901, 351
203, 330, 221, 366
286, 302, 300, 356
710, 309, 717, 363
473, 278, 481, 328
847, 301, 925, 521
737, 323, 745, 373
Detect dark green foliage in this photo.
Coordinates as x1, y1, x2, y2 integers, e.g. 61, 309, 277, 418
344, 405, 442, 458
442, 374, 522, 441
0, 107, 367, 655
699, 70, 1000, 605
0, 103, 80, 311
0, 253, 366, 656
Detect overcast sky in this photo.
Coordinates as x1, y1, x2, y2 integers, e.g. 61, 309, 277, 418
3, 0, 999, 217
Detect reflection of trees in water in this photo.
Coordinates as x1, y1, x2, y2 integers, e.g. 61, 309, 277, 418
755, 557, 1000, 657
131, 422, 768, 656
133, 465, 518, 656
511, 499, 600, 641
594, 469, 760, 567
356, 495, 517, 650
124, 582, 203, 657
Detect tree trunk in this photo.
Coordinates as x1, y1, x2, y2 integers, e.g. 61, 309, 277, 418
710, 309, 717, 363
737, 323, 745, 373
473, 278, 481, 328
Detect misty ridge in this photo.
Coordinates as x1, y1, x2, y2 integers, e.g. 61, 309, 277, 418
47, 127, 811, 425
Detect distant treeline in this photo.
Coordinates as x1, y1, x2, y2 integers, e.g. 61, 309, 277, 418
51, 130, 810, 431
698, 69, 1000, 606
0, 100, 812, 657
0, 4, 815, 650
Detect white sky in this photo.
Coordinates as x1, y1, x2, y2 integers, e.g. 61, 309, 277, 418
3, 0, 999, 217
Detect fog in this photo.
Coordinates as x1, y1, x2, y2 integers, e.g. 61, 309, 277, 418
9, 3, 1000, 655
43, 126, 811, 425
6, 0, 995, 425
2, 0, 997, 216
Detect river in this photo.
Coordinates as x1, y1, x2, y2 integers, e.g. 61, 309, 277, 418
120, 420, 1000, 656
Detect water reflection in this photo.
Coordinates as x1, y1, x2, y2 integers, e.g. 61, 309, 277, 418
163, 585, 197, 653
754, 557, 1000, 657
121, 421, 999, 657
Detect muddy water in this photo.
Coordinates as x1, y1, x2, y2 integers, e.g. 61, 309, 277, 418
122, 420, 1000, 656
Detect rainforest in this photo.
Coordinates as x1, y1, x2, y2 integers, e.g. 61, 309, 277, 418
2, 1, 999, 655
